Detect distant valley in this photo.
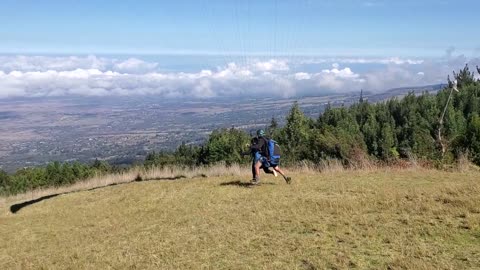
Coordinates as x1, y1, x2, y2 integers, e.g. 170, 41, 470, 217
0, 84, 444, 172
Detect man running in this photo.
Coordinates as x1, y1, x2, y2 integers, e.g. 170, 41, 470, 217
250, 129, 291, 185
245, 131, 275, 180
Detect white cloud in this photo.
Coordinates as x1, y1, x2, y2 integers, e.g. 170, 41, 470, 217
0, 55, 108, 72
113, 58, 158, 73
0, 60, 293, 99
0, 55, 159, 73
309, 67, 365, 91
294, 72, 311, 80
321, 67, 361, 79
253, 59, 289, 71
0, 54, 478, 99
301, 57, 424, 65
386, 57, 424, 65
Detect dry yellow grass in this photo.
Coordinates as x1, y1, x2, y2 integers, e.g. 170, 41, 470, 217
1, 168, 480, 269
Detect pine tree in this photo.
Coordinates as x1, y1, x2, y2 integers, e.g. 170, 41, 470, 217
467, 113, 480, 164
0, 170, 10, 195
268, 117, 279, 137
281, 101, 309, 162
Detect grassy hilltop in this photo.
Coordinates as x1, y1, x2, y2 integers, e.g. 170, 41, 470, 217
1, 168, 480, 269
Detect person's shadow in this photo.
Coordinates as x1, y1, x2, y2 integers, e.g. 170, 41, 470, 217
220, 180, 255, 188
10, 194, 60, 214
219, 180, 276, 188
9, 175, 188, 214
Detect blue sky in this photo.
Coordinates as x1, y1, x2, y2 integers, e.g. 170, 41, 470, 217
1, 1, 479, 99
1, 0, 479, 56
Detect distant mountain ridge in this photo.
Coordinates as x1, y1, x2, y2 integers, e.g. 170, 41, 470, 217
363, 83, 447, 103
385, 83, 447, 95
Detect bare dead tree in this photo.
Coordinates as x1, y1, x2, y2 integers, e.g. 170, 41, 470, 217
437, 79, 458, 156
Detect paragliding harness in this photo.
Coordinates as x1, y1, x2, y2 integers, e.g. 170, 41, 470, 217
244, 136, 281, 171
265, 139, 281, 167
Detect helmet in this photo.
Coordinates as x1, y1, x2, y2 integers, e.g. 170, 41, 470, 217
257, 129, 265, 136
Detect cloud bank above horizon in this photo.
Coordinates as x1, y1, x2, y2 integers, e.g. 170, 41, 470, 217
0, 52, 478, 99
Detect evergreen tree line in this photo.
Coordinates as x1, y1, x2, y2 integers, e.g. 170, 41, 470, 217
1, 66, 479, 196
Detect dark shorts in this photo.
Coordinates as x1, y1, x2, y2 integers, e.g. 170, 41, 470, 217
261, 158, 279, 168
254, 153, 279, 168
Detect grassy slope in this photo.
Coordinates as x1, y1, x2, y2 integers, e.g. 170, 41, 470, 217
1, 169, 480, 269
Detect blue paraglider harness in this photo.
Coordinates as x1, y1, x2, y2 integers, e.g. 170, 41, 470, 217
253, 138, 281, 168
